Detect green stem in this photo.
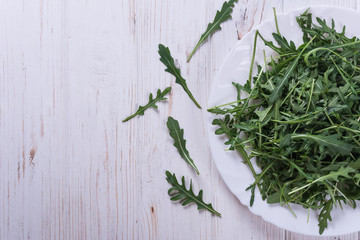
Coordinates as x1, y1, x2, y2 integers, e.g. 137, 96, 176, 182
187, 41, 202, 62
273, 8, 280, 35
207, 98, 249, 111
248, 31, 260, 88
183, 84, 202, 109
305, 78, 315, 114
237, 65, 265, 117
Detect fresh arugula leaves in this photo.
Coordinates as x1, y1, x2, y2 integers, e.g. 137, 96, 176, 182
268, 35, 315, 103
167, 116, 200, 175
165, 171, 221, 216
209, 9, 360, 234
158, 44, 201, 109
122, 87, 171, 122
187, 0, 239, 62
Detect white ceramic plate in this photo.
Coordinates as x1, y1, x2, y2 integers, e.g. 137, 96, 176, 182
207, 6, 360, 236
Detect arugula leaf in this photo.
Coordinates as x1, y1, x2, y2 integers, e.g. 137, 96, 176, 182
158, 44, 201, 109
255, 106, 272, 122
165, 171, 221, 216
289, 166, 355, 195
167, 116, 200, 175
267, 187, 291, 204
122, 87, 171, 122
317, 166, 355, 183
187, 0, 239, 62
212, 114, 234, 137
318, 200, 333, 235
232, 81, 251, 101
291, 134, 353, 156
272, 33, 297, 53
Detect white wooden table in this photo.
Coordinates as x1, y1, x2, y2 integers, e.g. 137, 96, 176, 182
1, 0, 360, 239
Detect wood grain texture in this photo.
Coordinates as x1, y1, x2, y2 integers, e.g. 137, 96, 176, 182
0, 0, 359, 239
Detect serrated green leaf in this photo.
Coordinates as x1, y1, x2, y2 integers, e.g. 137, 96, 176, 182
311, 166, 355, 187
187, 0, 239, 62
122, 87, 171, 122
324, 166, 355, 181
318, 200, 333, 234
212, 114, 233, 136
289, 166, 355, 195
233, 81, 251, 95
354, 174, 360, 185
272, 33, 297, 52
255, 106, 272, 122
267, 187, 291, 204
165, 171, 221, 216
291, 134, 353, 155
234, 122, 257, 132
167, 116, 199, 174
158, 44, 201, 108
249, 185, 255, 206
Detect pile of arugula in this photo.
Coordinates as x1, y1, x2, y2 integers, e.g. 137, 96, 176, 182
210, 9, 360, 234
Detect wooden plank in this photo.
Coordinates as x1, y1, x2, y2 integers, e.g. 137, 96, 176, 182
65, 0, 138, 239
0, 1, 67, 239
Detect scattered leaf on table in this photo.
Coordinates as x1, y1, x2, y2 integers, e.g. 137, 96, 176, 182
165, 171, 221, 216
122, 87, 171, 122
